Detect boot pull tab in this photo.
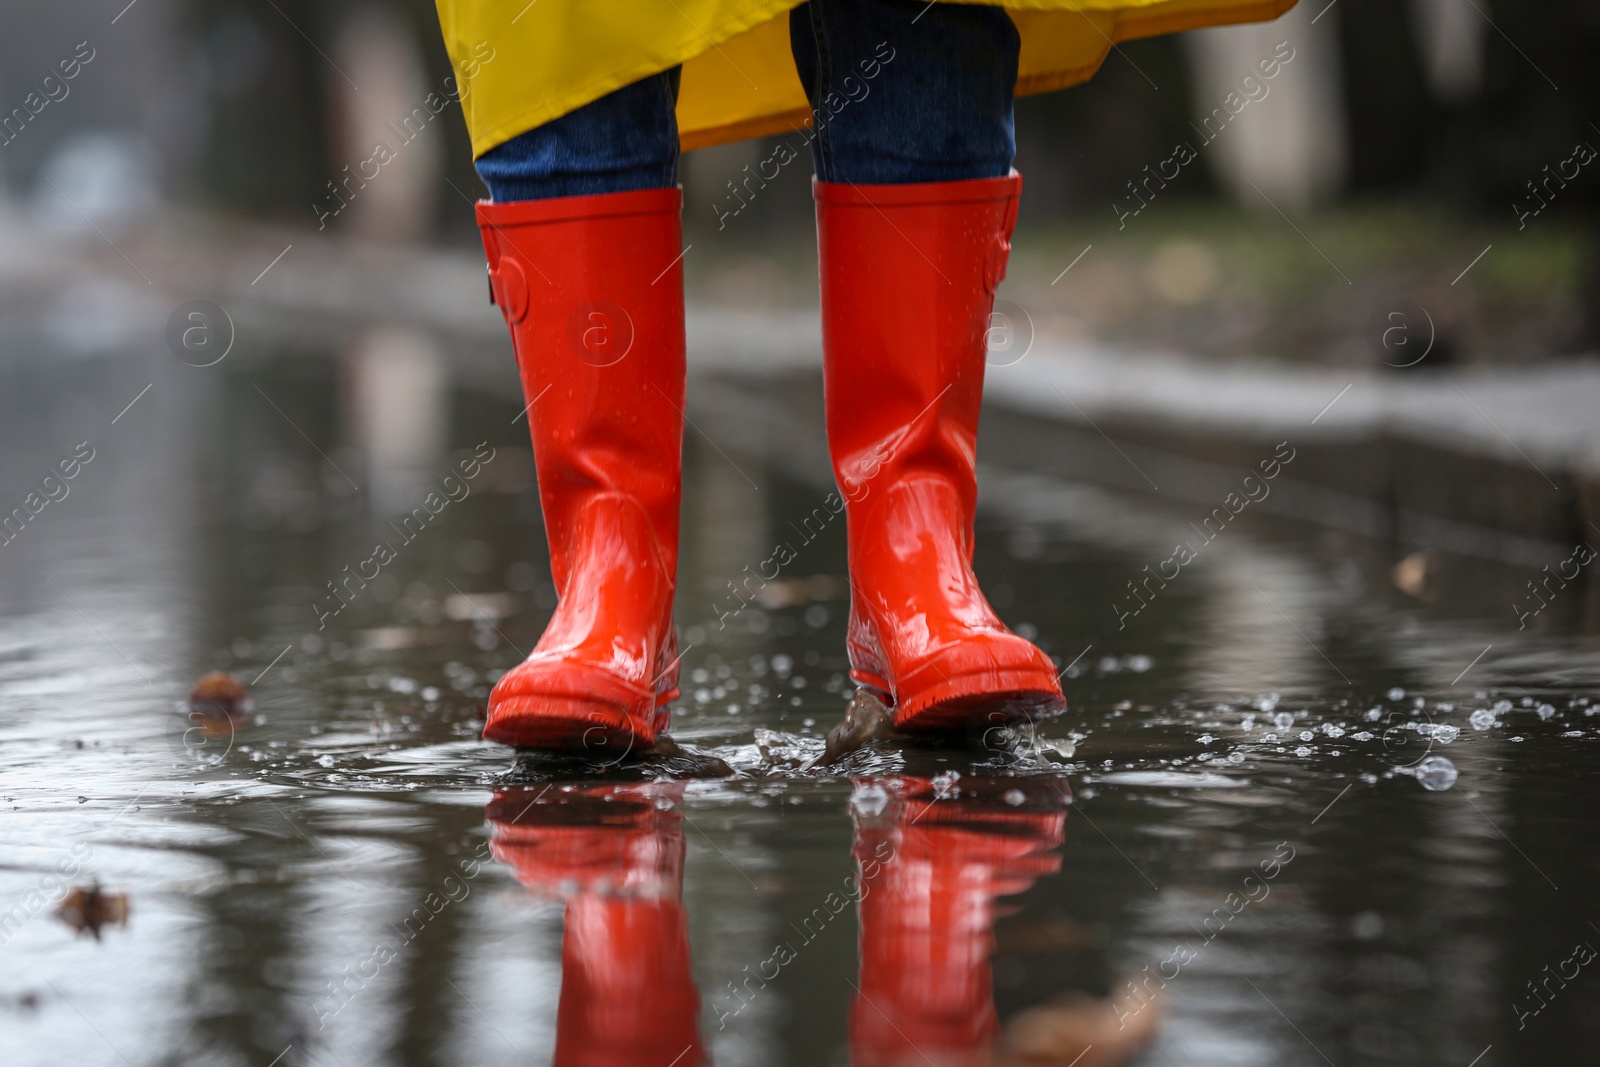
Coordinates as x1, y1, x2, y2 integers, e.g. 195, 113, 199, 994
488, 256, 530, 324
983, 230, 1012, 295
984, 180, 1023, 295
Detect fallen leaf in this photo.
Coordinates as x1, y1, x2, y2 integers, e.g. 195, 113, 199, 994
56, 884, 129, 940
1392, 550, 1436, 600
189, 671, 251, 717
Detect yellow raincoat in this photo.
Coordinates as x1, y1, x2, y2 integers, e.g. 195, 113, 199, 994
435, 0, 1297, 158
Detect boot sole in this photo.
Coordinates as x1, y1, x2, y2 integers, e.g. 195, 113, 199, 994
484, 692, 662, 753
483, 645, 678, 752
890, 668, 1067, 733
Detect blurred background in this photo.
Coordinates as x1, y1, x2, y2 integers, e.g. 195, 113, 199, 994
4, 0, 1598, 360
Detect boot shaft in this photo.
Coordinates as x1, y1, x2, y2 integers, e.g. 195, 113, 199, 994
477, 188, 687, 590
814, 173, 1022, 521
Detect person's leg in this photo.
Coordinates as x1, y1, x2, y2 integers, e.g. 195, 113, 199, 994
474, 68, 682, 201
789, 0, 1017, 183
473, 74, 688, 750
792, 2, 1065, 731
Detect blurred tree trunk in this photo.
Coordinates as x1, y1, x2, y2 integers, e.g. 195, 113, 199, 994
1185, 0, 1349, 210
1337, 0, 1435, 192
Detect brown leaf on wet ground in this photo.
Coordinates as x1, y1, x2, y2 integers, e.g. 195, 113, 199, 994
186, 670, 252, 740
1392, 550, 1438, 601
820, 689, 904, 766
189, 670, 251, 718
55, 883, 129, 940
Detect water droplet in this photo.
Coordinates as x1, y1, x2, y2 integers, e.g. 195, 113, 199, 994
851, 782, 889, 818
1415, 755, 1458, 791
1273, 712, 1295, 730
1469, 709, 1496, 731
1387, 687, 1405, 701
1043, 737, 1076, 760
1003, 789, 1026, 806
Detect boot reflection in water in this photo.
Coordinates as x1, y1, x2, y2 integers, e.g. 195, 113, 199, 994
849, 777, 1067, 1067
849, 777, 1161, 1067
487, 785, 703, 1067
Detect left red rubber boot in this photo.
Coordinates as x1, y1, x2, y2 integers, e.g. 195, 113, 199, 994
476, 189, 686, 752
816, 173, 1066, 731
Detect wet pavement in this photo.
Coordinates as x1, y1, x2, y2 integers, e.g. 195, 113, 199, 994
2, 325, 1598, 1067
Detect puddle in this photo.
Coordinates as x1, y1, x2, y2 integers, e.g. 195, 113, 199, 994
0, 337, 1597, 1065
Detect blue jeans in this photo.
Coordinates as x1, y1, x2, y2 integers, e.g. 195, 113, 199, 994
475, 0, 1019, 201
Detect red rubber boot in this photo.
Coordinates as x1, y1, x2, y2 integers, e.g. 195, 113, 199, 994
816, 174, 1066, 731
477, 189, 686, 751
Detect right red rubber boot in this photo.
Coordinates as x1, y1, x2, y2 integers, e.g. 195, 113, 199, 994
476, 189, 687, 752
816, 175, 1066, 733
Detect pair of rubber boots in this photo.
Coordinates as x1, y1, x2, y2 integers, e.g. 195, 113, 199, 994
477, 173, 1064, 752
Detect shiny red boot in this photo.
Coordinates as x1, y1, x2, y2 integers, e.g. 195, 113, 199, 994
477, 189, 686, 751
816, 174, 1066, 731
